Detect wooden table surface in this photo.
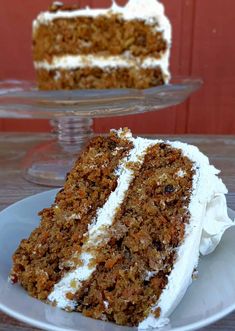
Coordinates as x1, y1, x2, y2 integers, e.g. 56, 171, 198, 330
0, 133, 235, 331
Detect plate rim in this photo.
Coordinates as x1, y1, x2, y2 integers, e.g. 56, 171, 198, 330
1, 298, 235, 331
0, 189, 234, 331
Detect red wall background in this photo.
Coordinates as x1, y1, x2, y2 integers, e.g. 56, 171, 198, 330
0, 0, 235, 134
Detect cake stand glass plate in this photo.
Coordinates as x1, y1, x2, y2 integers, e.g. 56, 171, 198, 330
0, 78, 202, 118
0, 78, 202, 187
0, 190, 235, 331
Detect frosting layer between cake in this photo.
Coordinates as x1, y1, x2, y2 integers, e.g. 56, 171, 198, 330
34, 53, 170, 80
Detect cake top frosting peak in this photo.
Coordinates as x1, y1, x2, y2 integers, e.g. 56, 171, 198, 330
49, 0, 165, 15
123, 0, 165, 17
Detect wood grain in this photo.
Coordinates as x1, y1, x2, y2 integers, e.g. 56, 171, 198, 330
0, 133, 235, 330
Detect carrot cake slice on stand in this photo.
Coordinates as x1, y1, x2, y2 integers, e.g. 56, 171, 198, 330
32, 0, 171, 90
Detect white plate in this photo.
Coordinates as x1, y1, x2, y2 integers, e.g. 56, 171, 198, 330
0, 189, 235, 331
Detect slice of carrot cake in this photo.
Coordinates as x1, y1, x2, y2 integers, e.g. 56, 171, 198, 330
32, 0, 171, 90
10, 128, 233, 328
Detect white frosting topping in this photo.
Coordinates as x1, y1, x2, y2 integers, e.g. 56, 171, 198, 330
200, 194, 234, 255
47, 129, 233, 327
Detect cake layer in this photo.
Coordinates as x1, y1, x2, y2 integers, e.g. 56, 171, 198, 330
35, 66, 165, 90
33, 0, 171, 62
10, 132, 133, 299
33, 15, 167, 61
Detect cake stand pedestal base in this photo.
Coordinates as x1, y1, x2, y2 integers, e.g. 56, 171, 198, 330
22, 117, 93, 186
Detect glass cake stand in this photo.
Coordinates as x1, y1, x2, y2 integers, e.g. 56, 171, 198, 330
0, 77, 202, 186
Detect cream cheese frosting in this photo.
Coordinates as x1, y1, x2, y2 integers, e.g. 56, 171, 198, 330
34, 52, 171, 81
200, 193, 234, 255
48, 129, 234, 328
